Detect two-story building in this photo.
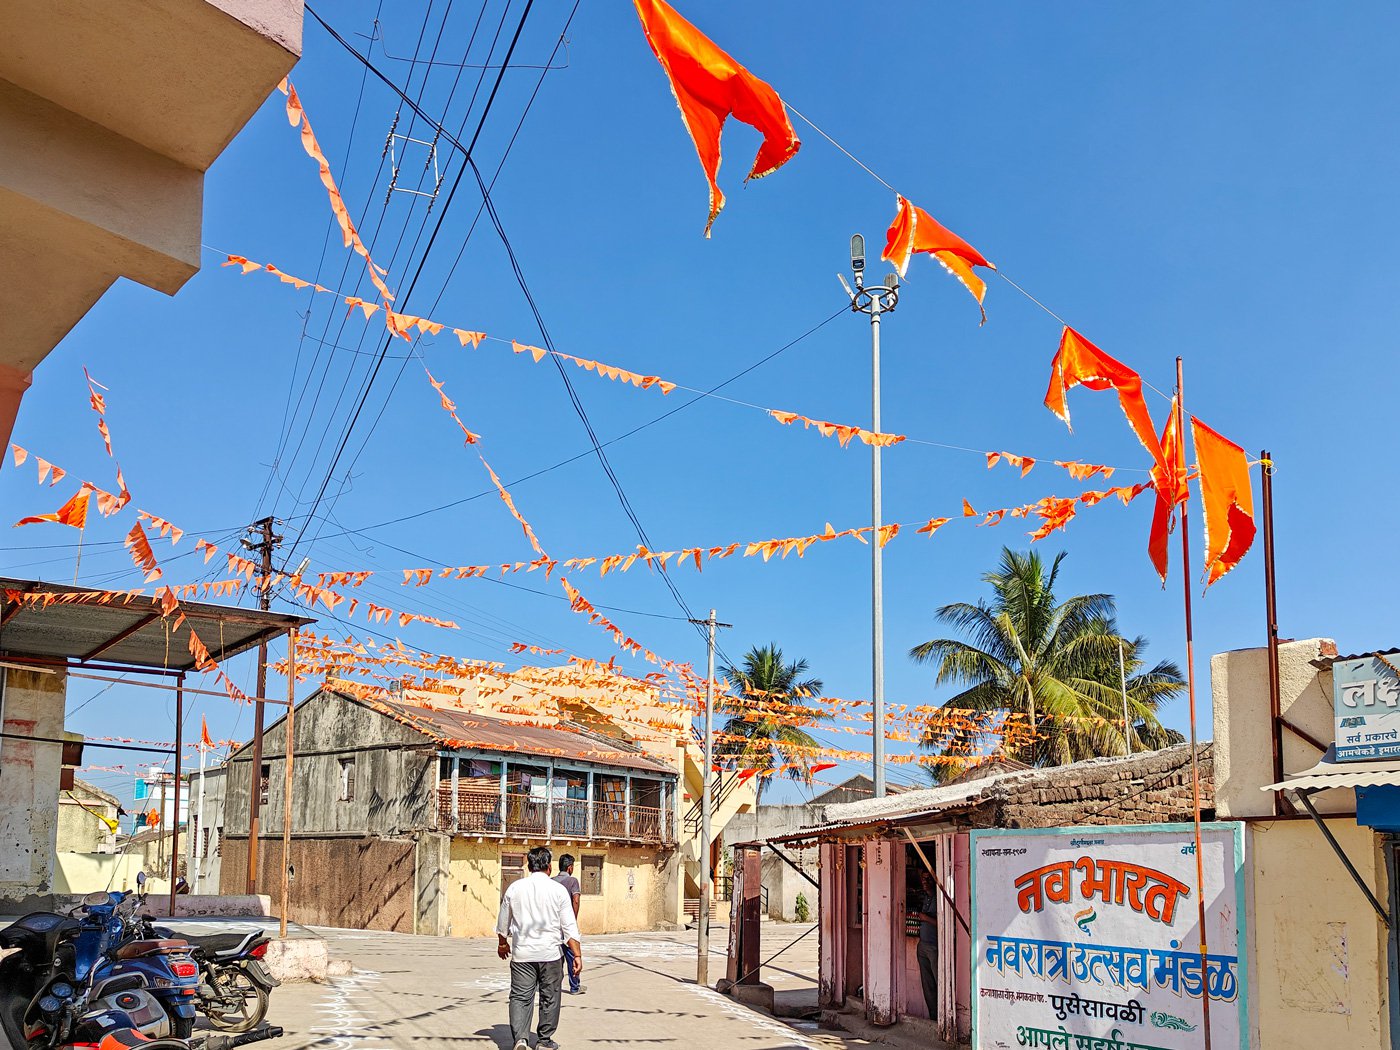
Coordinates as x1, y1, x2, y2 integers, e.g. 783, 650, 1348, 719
222, 686, 688, 936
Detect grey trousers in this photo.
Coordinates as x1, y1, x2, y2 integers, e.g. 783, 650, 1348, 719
917, 941, 938, 1021
509, 959, 562, 1044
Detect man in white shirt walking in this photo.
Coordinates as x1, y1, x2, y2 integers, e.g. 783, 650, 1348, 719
497, 846, 582, 1050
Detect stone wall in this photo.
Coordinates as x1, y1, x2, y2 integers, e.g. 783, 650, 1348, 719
977, 743, 1214, 829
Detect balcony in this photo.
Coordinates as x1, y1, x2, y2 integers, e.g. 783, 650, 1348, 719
437, 788, 675, 846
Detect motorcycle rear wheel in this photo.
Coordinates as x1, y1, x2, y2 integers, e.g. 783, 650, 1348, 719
168, 1014, 194, 1040
204, 970, 269, 1033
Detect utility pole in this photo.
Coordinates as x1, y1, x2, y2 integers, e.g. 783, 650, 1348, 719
690, 608, 730, 987
243, 516, 281, 893
839, 236, 899, 798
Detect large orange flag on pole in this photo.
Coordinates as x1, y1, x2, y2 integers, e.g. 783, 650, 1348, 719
1147, 397, 1188, 582
1044, 327, 1164, 469
881, 195, 995, 323
1190, 417, 1257, 586
633, 0, 801, 236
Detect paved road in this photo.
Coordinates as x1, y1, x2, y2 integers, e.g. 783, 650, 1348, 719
252, 923, 845, 1050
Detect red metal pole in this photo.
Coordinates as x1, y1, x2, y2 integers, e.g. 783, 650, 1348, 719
1261, 450, 1285, 815
1175, 358, 1212, 1050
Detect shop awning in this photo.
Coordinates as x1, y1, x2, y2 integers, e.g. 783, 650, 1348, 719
1261, 748, 1400, 793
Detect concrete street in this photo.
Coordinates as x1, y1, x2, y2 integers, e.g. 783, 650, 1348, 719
245, 922, 861, 1050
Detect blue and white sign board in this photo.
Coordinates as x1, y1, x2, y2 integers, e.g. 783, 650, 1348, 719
1333, 654, 1400, 762
970, 824, 1247, 1050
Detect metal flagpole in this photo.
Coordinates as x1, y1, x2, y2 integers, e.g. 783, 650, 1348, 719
1174, 358, 1212, 1050
839, 236, 898, 799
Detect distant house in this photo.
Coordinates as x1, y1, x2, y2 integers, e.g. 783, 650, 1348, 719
222, 687, 691, 937
56, 779, 120, 854
184, 764, 226, 894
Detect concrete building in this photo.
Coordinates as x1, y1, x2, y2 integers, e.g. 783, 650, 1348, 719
0, 577, 310, 907
56, 778, 120, 854
0, 0, 303, 449
1213, 638, 1400, 1050
404, 666, 757, 923
760, 743, 1214, 1044
221, 687, 688, 937
186, 763, 227, 894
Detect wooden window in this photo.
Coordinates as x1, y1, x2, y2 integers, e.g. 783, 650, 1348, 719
580, 855, 604, 896
501, 852, 526, 896
339, 757, 357, 802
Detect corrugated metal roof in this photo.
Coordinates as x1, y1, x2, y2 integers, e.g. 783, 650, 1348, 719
784, 743, 1206, 841
1262, 749, 1400, 792
0, 577, 314, 672
361, 694, 676, 776
1310, 647, 1400, 669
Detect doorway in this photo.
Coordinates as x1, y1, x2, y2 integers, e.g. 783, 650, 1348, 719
845, 844, 863, 1000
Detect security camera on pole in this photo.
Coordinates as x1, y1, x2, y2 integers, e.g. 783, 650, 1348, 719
839, 236, 899, 799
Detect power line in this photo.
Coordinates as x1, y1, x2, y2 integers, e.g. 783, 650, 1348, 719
283, 0, 540, 570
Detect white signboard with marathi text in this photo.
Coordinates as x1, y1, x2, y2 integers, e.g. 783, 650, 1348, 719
1332, 655, 1400, 762
970, 824, 1245, 1050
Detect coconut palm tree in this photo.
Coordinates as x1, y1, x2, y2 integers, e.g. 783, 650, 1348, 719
718, 644, 824, 799
910, 548, 1184, 780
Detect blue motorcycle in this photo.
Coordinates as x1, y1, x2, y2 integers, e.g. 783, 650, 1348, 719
66, 893, 200, 1040
0, 898, 185, 1050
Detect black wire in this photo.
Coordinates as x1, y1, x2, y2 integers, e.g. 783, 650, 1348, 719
283, 0, 539, 571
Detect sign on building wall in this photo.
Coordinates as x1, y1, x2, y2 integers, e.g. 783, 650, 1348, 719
970, 824, 1245, 1050
1332, 654, 1400, 762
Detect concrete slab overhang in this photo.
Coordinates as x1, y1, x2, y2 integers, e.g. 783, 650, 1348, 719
0, 0, 303, 451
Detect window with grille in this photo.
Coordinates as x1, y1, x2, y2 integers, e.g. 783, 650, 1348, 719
580, 855, 604, 896
201, 827, 211, 859
501, 853, 526, 897
259, 764, 270, 806
339, 757, 357, 802
214, 827, 222, 857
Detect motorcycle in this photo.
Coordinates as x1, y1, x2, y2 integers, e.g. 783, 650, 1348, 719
74, 894, 200, 1040
137, 924, 278, 1035
0, 905, 185, 1050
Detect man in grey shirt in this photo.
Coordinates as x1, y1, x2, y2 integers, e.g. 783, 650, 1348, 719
554, 854, 584, 994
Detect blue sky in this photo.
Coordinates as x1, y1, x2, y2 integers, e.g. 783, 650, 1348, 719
6, 2, 1399, 809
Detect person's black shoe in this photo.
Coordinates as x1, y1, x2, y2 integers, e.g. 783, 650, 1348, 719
538, 1040, 561, 1050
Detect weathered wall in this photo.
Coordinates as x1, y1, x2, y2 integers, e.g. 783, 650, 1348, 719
1247, 819, 1389, 1049
1212, 638, 1342, 818
0, 667, 66, 900
445, 838, 680, 938
221, 834, 417, 933
224, 690, 436, 840
56, 787, 118, 854
722, 805, 821, 920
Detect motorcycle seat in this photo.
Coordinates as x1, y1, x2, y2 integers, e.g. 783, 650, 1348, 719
180, 931, 261, 958
115, 938, 189, 959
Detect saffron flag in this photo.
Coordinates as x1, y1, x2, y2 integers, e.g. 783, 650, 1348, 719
881, 195, 995, 322
1147, 398, 1188, 582
15, 487, 91, 530
633, 0, 801, 235
1044, 327, 1163, 468
200, 716, 214, 750
1191, 417, 1257, 586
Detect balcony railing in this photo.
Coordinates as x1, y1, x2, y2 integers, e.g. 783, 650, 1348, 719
437, 788, 675, 845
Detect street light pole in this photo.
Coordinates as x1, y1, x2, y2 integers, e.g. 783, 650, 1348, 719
690, 608, 730, 987
840, 236, 899, 798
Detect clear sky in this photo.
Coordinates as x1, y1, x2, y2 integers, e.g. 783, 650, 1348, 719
6, 2, 1399, 810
